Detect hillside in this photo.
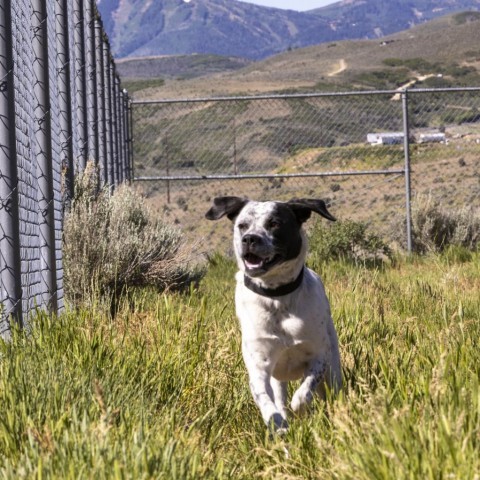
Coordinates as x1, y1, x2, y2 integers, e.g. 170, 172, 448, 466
123, 12, 480, 98
116, 54, 250, 80
127, 11, 480, 248
96, 0, 480, 60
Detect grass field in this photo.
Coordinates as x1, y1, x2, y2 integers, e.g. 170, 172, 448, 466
1, 251, 479, 478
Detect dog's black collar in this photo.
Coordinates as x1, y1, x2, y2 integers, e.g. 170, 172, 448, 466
244, 267, 305, 297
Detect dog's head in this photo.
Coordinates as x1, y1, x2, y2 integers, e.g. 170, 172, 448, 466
206, 197, 335, 278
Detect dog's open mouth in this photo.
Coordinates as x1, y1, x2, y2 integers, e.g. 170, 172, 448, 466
243, 253, 280, 273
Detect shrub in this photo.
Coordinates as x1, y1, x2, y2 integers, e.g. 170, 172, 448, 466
453, 11, 480, 25
354, 68, 411, 89
63, 163, 202, 307
449, 204, 480, 250
395, 194, 480, 253
308, 219, 393, 266
382, 57, 404, 67
409, 195, 456, 253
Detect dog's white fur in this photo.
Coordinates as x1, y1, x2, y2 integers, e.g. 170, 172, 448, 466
233, 201, 342, 431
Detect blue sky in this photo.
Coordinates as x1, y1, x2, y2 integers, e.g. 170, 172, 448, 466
239, 0, 337, 11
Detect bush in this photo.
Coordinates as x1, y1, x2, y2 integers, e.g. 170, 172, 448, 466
308, 219, 393, 266
63, 163, 202, 307
396, 194, 480, 253
354, 68, 411, 89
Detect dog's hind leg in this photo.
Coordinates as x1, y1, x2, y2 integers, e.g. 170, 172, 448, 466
291, 358, 327, 415
271, 378, 288, 420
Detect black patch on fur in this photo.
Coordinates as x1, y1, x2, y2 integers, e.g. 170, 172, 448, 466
287, 198, 336, 223
269, 202, 304, 261
205, 196, 248, 221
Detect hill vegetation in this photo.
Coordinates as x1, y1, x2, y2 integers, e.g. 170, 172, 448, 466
120, 12, 480, 98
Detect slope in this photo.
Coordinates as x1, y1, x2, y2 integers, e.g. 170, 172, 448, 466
123, 12, 480, 98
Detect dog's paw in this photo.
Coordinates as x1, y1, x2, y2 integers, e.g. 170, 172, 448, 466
268, 413, 289, 435
291, 389, 313, 416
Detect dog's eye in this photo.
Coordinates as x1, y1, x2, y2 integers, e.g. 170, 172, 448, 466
267, 220, 281, 229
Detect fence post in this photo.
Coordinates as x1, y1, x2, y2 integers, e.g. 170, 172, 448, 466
111, 69, 119, 185
122, 90, 129, 182
103, 40, 113, 190
85, 0, 98, 167
73, 0, 88, 170
55, 0, 75, 204
115, 78, 123, 183
117, 80, 125, 183
123, 92, 132, 182
0, 0, 23, 335
32, 0, 58, 313
402, 90, 413, 254
127, 97, 134, 182
95, 13, 106, 186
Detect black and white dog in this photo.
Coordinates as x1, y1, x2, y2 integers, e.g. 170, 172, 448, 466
206, 197, 342, 433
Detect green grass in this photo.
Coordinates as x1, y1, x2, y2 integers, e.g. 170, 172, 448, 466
1, 253, 480, 478
122, 78, 165, 94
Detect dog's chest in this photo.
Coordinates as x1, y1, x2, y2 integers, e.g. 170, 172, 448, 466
238, 293, 321, 345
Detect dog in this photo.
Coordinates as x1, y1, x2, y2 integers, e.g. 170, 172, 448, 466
205, 197, 342, 433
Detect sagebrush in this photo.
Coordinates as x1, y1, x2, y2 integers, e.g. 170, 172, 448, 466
63, 164, 202, 307
308, 218, 393, 266
409, 194, 480, 253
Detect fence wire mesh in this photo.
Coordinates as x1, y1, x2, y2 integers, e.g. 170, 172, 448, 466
132, 88, 480, 251
407, 89, 480, 206
0, 0, 131, 337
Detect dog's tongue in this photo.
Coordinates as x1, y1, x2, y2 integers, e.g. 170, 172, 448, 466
244, 253, 264, 269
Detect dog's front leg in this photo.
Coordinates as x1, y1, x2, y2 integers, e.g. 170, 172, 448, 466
248, 370, 288, 432
243, 348, 288, 431
271, 378, 288, 420
291, 358, 327, 415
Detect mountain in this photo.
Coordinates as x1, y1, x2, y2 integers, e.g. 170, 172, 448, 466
97, 0, 335, 59
310, 0, 480, 39
97, 0, 480, 60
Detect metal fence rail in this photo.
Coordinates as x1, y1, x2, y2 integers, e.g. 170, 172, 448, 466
0, 0, 132, 338
132, 87, 480, 252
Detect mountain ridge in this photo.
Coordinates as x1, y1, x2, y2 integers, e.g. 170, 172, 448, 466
97, 0, 480, 60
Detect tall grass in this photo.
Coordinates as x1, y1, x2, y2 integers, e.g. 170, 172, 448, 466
0, 253, 479, 478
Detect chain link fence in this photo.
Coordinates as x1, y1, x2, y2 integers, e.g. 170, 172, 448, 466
132, 87, 480, 251
0, 0, 132, 338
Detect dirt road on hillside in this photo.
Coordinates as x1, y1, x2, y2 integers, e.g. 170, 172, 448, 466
328, 59, 347, 77
391, 74, 435, 100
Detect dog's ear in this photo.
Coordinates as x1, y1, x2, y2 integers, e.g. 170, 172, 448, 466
287, 198, 336, 223
205, 196, 249, 221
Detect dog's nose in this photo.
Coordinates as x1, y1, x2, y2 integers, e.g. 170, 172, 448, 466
242, 233, 263, 247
